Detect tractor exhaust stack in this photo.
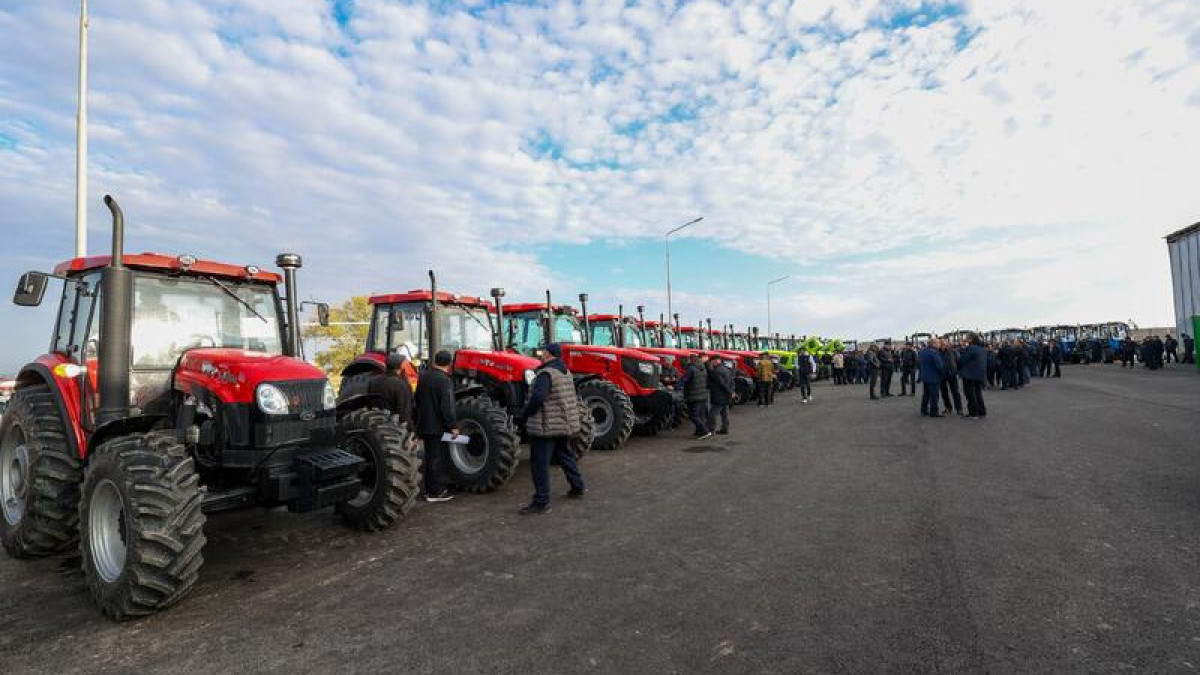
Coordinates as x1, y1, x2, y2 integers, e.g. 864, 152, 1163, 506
544, 290, 554, 345
97, 195, 133, 425
276, 253, 303, 358
578, 293, 590, 344
617, 304, 624, 347
428, 270, 440, 360
637, 305, 646, 345
490, 287, 506, 351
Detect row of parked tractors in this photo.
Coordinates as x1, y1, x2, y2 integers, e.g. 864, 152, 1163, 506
0, 197, 814, 620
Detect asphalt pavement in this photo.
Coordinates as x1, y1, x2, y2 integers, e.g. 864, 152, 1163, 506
2, 364, 1198, 674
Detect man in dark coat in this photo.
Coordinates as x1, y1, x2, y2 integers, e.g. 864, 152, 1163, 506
865, 345, 881, 399
986, 345, 998, 389
899, 343, 917, 396
707, 357, 734, 434
1121, 337, 1137, 367
516, 344, 584, 515
1184, 334, 1196, 364
957, 334, 988, 418
879, 344, 895, 397
917, 341, 944, 417
415, 350, 458, 502
1044, 340, 1062, 378
1164, 334, 1178, 364
939, 340, 963, 416
796, 349, 816, 403
677, 354, 712, 438
368, 352, 415, 427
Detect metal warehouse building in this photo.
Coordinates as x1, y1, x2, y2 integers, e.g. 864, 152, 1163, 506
1166, 222, 1200, 350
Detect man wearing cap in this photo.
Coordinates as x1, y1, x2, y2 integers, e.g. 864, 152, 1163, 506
415, 350, 458, 503
516, 344, 585, 515
368, 352, 415, 427
678, 354, 713, 438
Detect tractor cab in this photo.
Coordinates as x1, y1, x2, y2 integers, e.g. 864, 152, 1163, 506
2, 196, 420, 621
501, 303, 585, 354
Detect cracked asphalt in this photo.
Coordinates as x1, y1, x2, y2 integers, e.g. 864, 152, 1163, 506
2, 364, 1198, 674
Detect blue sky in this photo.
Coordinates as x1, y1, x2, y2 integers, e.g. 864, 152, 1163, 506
1, 0, 1198, 372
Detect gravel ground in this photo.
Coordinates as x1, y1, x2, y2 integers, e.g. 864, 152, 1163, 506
1, 363, 1198, 674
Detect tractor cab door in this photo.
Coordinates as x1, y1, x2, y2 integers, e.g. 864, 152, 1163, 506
51, 272, 102, 431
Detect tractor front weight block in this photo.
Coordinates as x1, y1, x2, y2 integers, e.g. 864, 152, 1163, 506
258, 448, 366, 514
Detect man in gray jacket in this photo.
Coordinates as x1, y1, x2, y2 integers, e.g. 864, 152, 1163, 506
516, 343, 585, 515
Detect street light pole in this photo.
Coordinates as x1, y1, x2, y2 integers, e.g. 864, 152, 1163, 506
766, 275, 790, 336
75, 0, 89, 257
665, 216, 703, 324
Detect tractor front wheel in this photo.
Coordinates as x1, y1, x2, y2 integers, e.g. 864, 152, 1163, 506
577, 379, 634, 451
337, 409, 422, 531
448, 396, 519, 493
0, 384, 82, 558
80, 432, 205, 621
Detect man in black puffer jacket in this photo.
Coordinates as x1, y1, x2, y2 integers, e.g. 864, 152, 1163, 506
707, 357, 734, 435
677, 354, 712, 439
516, 343, 584, 515
939, 340, 963, 416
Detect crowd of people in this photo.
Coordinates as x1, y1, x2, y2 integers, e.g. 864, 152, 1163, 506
1118, 333, 1193, 369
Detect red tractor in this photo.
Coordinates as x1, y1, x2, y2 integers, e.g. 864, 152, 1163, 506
338, 274, 592, 493
500, 293, 673, 446
0, 197, 422, 620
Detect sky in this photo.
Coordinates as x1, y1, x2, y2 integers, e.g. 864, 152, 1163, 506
1, 0, 1198, 372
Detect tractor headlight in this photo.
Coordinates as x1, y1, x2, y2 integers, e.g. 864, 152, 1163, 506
256, 383, 290, 415
524, 369, 536, 385
322, 381, 337, 410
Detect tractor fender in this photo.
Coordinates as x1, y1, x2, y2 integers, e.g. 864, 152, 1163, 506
337, 392, 385, 415
454, 384, 487, 401
570, 373, 601, 387
17, 362, 84, 459
87, 414, 169, 457
340, 357, 386, 381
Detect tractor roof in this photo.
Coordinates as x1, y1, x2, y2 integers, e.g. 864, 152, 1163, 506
503, 303, 578, 315
678, 326, 699, 333
54, 253, 282, 283
587, 313, 633, 322
369, 290, 492, 309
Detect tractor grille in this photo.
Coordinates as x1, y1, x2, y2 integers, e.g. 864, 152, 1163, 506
621, 356, 661, 389
271, 379, 327, 414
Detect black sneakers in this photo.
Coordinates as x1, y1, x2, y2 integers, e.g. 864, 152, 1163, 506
519, 503, 551, 515
566, 487, 586, 499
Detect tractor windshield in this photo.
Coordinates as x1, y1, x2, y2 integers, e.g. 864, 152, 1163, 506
588, 320, 619, 347
507, 312, 583, 353
622, 322, 644, 348
370, 302, 494, 361
679, 332, 699, 349
131, 275, 282, 368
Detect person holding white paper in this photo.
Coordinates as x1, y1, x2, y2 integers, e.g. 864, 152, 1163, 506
415, 350, 458, 503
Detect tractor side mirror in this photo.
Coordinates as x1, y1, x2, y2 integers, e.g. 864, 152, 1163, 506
315, 303, 330, 327
13, 271, 49, 307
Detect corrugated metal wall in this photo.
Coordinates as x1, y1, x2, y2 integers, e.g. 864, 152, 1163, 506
1168, 227, 1200, 339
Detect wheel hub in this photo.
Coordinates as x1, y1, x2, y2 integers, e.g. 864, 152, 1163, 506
0, 426, 29, 526
449, 420, 488, 475
587, 397, 614, 438
89, 479, 127, 583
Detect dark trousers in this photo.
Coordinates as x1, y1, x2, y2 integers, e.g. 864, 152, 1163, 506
688, 400, 711, 435
798, 376, 812, 398
530, 436, 583, 507
420, 435, 450, 495
881, 368, 893, 395
708, 403, 729, 433
940, 375, 962, 413
868, 369, 879, 397
921, 381, 941, 415
1121, 352, 1134, 367
832, 368, 843, 384
962, 379, 986, 417
756, 381, 774, 406
1166, 348, 1176, 363
900, 369, 915, 395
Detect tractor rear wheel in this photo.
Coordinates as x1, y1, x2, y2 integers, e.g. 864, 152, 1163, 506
571, 395, 594, 459
634, 403, 671, 436
337, 409, 422, 531
336, 371, 376, 403
80, 432, 205, 620
577, 379, 634, 451
732, 377, 754, 405
448, 396, 519, 493
0, 384, 82, 558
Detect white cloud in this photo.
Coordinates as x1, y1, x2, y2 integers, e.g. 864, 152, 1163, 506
0, 0, 1197, 371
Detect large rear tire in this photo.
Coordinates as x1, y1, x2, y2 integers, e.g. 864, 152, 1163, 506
337, 409, 422, 531
448, 396, 519, 493
577, 379, 634, 451
633, 402, 671, 436
571, 395, 594, 459
0, 384, 82, 558
80, 432, 205, 621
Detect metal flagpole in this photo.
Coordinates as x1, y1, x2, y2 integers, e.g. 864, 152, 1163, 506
75, 0, 89, 257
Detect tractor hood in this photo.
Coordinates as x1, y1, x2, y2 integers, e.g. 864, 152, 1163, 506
456, 349, 540, 380
176, 348, 326, 404
562, 344, 657, 362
